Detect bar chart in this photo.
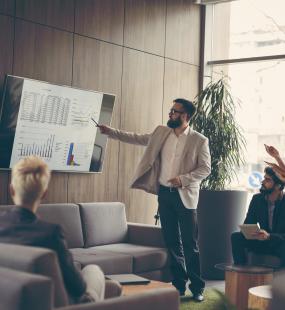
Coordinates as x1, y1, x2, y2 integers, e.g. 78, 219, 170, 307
17, 134, 55, 159
66, 142, 80, 166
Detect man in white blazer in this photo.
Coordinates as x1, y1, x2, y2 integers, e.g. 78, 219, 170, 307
99, 98, 211, 301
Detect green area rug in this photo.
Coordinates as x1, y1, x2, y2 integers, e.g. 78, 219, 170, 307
180, 289, 236, 310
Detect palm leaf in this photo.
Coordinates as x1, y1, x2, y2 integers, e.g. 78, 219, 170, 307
193, 77, 245, 190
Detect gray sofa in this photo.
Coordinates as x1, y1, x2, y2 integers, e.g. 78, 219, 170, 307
0, 202, 171, 280
0, 202, 176, 309
0, 243, 179, 310
45, 202, 171, 280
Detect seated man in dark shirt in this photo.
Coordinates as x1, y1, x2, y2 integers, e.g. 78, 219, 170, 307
0, 156, 106, 303
231, 167, 285, 266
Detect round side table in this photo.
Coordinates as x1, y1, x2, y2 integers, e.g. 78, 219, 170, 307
248, 285, 271, 310
215, 263, 273, 310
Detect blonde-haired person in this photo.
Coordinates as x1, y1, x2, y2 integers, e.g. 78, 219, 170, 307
10, 155, 50, 208
0, 156, 108, 304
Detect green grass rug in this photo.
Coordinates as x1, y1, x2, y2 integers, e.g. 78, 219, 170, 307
180, 289, 236, 310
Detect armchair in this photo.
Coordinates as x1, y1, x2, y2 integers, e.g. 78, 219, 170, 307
0, 243, 179, 310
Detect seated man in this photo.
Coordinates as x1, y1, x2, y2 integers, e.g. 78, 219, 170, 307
231, 167, 285, 266
0, 156, 113, 303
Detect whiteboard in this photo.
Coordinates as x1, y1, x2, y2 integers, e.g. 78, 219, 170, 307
0, 75, 115, 173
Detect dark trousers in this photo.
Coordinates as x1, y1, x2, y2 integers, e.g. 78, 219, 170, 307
158, 186, 205, 293
231, 231, 285, 266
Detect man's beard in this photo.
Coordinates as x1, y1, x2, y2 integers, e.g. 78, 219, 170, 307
167, 117, 182, 129
260, 185, 274, 195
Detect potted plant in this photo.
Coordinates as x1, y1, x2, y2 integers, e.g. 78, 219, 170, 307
192, 77, 248, 279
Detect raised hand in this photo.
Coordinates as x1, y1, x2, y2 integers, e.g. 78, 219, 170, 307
264, 161, 285, 182
264, 144, 280, 159
264, 144, 285, 170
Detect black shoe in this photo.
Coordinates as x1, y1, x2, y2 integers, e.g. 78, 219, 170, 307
192, 292, 204, 302
173, 286, 185, 296
172, 281, 186, 296
189, 285, 204, 302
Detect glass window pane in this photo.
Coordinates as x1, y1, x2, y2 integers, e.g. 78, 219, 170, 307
212, 60, 285, 192
212, 0, 285, 60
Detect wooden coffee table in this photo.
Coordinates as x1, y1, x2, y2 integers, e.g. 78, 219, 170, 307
215, 263, 273, 310
122, 280, 173, 296
248, 285, 272, 310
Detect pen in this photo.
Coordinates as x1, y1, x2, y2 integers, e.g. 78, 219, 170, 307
91, 118, 99, 126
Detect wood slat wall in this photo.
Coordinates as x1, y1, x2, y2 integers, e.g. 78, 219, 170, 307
69, 35, 123, 203
165, 0, 201, 65
124, 0, 166, 56
119, 48, 164, 222
0, 0, 14, 15
16, 0, 75, 31
0, 0, 201, 223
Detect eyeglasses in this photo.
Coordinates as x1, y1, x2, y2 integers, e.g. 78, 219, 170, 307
169, 108, 185, 114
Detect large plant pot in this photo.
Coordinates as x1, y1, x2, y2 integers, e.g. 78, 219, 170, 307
197, 190, 248, 280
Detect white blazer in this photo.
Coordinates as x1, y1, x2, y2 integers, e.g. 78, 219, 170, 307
107, 125, 211, 209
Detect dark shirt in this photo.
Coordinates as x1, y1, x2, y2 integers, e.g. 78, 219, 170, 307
0, 206, 87, 299
244, 193, 285, 246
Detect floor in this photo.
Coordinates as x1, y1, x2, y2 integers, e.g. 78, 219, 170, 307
205, 279, 225, 292
181, 279, 225, 295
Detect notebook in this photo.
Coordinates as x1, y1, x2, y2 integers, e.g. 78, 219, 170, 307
239, 223, 260, 240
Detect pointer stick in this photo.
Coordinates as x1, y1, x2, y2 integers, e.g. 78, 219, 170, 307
91, 118, 99, 126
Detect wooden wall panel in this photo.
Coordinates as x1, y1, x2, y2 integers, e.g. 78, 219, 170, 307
124, 0, 166, 56
0, 0, 14, 15
42, 173, 68, 203
0, 15, 14, 204
5, 171, 68, 204
212, 3, 231, 60
68, 35, 123, 203
165, 0, 200, 65
16, 0, 75, 31
163, 59, 199, 123
119, 48, 164, 223
0, 15, 13, 90
75, 0, 124, 45
13, 20, 73, 85
13, 19, 73, 203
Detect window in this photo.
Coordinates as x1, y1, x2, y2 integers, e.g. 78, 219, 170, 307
205, 0, 285, 192
212, 0, 285, 60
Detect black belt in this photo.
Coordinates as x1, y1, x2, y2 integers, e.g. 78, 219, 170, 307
159, 184, 178, 193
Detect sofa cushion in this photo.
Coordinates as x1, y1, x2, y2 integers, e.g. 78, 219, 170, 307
70, 248, 133, 274
94, 243, 168, 273
37, 204, 84, 248
0, 204, 84, 249
0, 267, 53, 310
79, 203, 128, 247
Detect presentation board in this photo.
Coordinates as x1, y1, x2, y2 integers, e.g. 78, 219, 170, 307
0, 75, 115, 173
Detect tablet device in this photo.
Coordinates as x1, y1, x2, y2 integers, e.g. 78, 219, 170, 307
105, 274, 150, 284
239, 223, 260, 240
